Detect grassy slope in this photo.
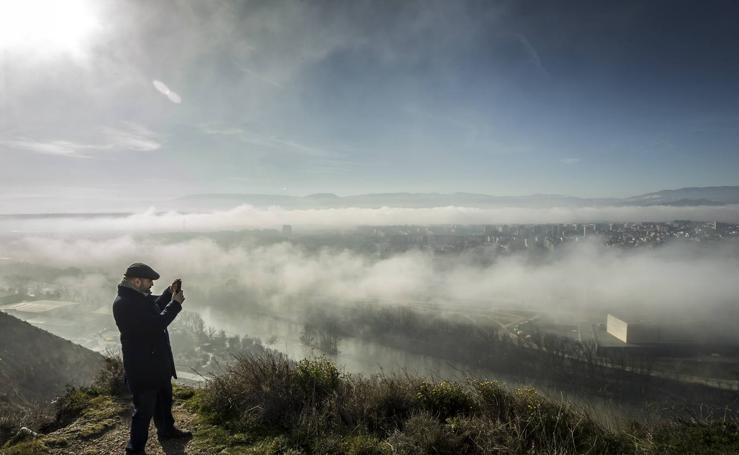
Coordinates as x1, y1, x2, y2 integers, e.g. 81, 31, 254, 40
3, 353, 739, 455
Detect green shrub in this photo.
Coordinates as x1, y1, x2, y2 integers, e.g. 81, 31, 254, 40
500, 386, 630, 454
338, 375, 419, 435
472, 380, 512, 421
295, 357, 340, 404
172, 384, 195, 400
201, 351, 300, 433
445, 415, 511, 454
243, 435, 294, 455
308, 434, 344, 455
2, 439, 50, 455
651, 420, 739, 454
343, 434, 388, 455
385, 413, 459, 455
511, 386, 544, 412
41, 387, 97, 433
416, 381, 476, 420
0, 407, 21, 447
91, 356, 127, 397
1, 405, 54, 448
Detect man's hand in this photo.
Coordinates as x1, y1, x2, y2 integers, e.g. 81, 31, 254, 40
172, 290, 185, 305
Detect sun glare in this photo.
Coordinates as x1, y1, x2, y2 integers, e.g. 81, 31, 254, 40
0, 0, 99, 57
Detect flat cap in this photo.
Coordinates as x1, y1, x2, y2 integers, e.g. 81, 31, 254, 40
124, 262, 160, 280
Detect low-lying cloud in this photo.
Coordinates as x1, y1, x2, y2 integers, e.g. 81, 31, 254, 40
2, 234, 738, 332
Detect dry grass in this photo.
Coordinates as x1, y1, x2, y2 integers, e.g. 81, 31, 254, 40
193, 351, 739, 454
3, 352, 738, 454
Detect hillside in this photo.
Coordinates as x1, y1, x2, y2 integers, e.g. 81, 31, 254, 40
0, 311, 105, 411
3, 353, 738, 455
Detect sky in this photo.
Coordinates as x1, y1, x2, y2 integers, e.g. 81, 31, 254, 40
2, 0, 739, 212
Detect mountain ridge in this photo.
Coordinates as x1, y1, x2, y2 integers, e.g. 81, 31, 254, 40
174, 185, 739, 210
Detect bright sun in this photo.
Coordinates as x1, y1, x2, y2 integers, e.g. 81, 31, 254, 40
0, 0, 99, 57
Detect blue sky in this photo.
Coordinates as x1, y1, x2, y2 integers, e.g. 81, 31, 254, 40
1, 0, 739, 211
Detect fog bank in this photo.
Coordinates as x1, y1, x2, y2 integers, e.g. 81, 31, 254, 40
3, 203, 739, 234
2, 235, 738, 329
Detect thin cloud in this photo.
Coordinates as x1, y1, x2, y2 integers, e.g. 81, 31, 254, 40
0, 139, 97, 158
101, 123, 161, 152
515, 33, 550, 78
199, 125, 245, 136
237, 65, 285, 89
0, 123, 161, 158
152, 79, 182, 104
200, 124, 337, 158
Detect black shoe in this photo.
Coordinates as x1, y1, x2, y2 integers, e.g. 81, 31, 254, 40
158, 427, 192, 439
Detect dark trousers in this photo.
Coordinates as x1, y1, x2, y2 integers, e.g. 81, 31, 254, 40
125, 381, 175, 454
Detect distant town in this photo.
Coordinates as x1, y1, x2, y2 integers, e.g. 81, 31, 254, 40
288, 220, 739, 256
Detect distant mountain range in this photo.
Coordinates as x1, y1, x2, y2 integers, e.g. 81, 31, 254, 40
173, 186, 739, 210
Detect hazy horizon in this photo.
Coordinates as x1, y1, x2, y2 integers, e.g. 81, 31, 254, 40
4, 184, 739, 216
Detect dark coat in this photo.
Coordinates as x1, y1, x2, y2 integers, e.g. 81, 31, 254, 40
112, 285, 182, 391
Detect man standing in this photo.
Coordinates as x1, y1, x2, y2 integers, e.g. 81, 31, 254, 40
113, 263, 191, 454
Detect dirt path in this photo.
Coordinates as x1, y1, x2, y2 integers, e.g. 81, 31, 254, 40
41, 397, 203, 455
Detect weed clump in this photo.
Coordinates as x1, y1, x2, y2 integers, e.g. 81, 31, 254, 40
651, 419, 739, 454
91, 356, 127, 397
473, 380, 512, 420
201, 351, 300, 432
416, 380, 477, 420
0, 407, 22, 447
296, 357, 340, 404
45, 387, 95, 432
